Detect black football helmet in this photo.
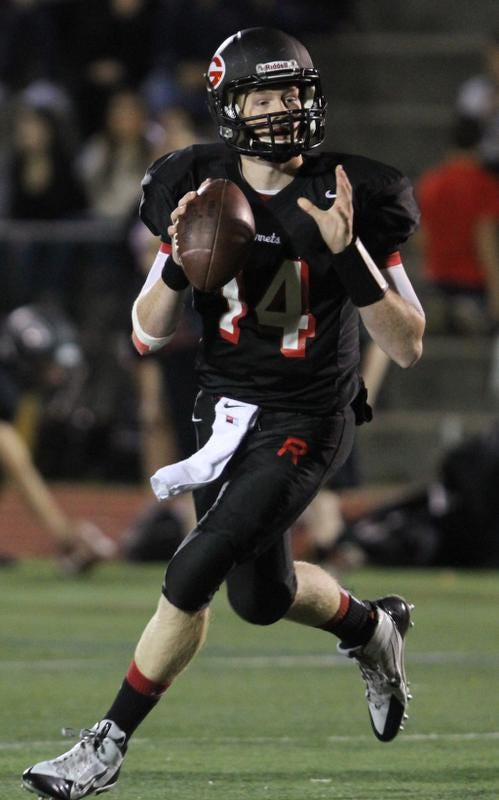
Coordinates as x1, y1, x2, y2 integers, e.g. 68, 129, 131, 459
206, 28, 327, 162
0, 302, 82, 388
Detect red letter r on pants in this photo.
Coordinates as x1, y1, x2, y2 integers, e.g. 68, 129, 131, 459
277, 437, 309, 465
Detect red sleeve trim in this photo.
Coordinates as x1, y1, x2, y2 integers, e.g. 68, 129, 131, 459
383, 251, 402, 268
160, 242, 172, 254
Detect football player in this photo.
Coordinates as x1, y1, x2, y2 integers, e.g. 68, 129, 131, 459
23, 28, 425, 799
0, 303, 116, 575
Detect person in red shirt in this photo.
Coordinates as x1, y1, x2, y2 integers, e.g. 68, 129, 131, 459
417, 118, 499, 333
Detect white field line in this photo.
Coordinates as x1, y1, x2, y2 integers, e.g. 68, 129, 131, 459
1, 651, 499, 670
2, 732, 499, 752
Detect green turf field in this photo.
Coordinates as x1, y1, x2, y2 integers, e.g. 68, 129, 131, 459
2, 560, 499, 800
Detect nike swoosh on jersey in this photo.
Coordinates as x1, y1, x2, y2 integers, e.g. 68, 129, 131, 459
325, 190, 337, 199
223, 402, 243, 409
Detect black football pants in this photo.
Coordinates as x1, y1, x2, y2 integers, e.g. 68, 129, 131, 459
162, 391, 355, 624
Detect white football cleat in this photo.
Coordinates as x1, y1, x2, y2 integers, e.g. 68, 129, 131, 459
22, 720, 125, 799
338, 595, 412, 742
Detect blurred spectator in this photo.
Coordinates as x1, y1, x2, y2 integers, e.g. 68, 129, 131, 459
55, 0, 164, 138
143, 1, 243, 124
72, 87, 158, 345
77, 88, 156, 221
0, 301, 117, 573
0, 0, 64, 97
7, 105, 86, 221
2, 104, 87, 309
152, 106, 204, 160
456, 29, 499, 174
416, 117, 499, 335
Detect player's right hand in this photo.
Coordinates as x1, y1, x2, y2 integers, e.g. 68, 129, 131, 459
167, 182, 216, 265
167, 190, 198, 265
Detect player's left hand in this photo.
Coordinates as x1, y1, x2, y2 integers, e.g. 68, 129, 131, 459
297, 164, 353, 254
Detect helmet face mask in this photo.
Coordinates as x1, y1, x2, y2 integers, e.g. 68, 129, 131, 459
206, 28, 327, 163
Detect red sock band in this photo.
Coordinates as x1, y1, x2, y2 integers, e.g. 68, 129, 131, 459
331, 589, 351, 623
126, 660, 170, 698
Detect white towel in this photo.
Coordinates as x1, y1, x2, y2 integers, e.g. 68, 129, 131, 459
150, 397, 259, 500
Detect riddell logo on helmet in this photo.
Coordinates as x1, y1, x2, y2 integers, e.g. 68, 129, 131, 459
256, 60, 299, 75
208, 54, 226, 89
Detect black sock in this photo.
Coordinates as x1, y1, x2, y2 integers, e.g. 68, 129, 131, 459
104, 660, 169, 740
318, 590, 377, 646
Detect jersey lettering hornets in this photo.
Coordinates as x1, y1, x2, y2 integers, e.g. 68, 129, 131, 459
140, 143, 419, 414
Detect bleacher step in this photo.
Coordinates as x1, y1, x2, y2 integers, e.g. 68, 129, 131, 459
358, 409, 497, 484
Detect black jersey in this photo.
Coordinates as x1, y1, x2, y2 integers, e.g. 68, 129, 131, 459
140, 144, 419, 414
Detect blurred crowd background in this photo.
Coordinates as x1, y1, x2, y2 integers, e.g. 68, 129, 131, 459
0, 0, 498, 570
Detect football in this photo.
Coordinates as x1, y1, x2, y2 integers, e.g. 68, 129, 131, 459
176, 179, 255, 292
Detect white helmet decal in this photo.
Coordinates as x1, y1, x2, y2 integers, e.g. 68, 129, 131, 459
208, 54, 226, 89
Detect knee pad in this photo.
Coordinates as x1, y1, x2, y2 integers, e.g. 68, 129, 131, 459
163, 529, 235, 612
227, 575, 296, 626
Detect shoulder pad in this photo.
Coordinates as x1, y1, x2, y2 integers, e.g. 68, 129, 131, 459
139, 144, 232, 239
305, 152, 419, 257
345, 156, 420, 259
